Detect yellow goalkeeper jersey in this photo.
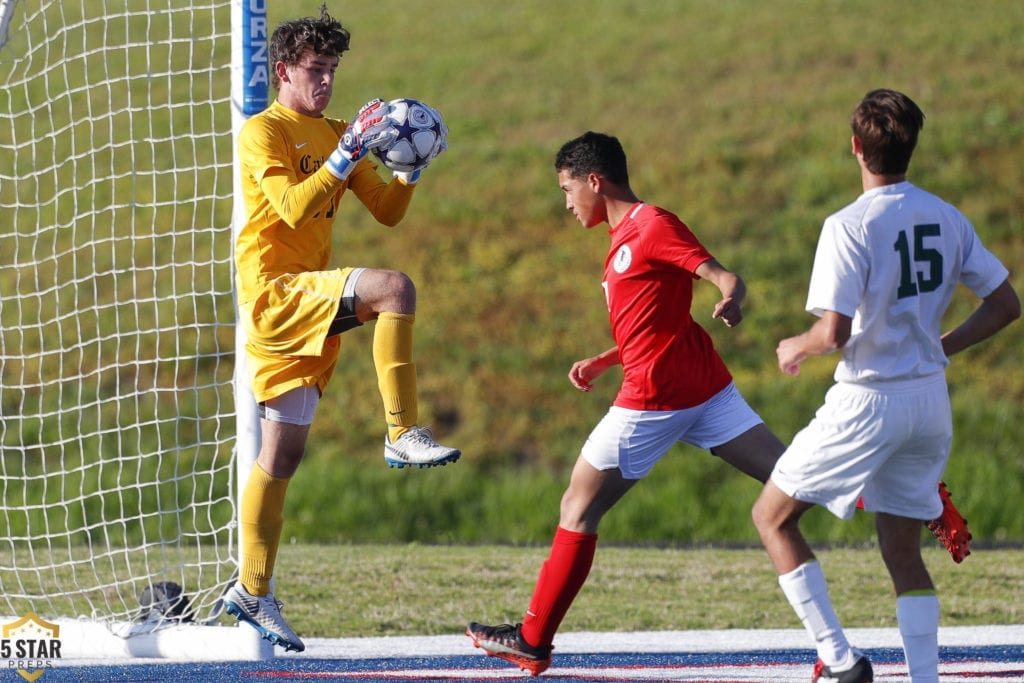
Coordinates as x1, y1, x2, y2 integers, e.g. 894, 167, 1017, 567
235, 100, 415, 305
235, 100, 416, 401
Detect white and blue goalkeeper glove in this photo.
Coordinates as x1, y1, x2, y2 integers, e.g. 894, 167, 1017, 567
325, 98, 398, 181
392, 169, 422, 185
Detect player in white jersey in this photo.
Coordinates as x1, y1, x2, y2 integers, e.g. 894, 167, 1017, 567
752, 89, 1019, 683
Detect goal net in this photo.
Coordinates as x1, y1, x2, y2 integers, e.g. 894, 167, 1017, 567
0, 0, 266, 659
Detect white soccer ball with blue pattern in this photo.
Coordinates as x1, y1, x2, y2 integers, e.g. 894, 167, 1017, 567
372, 98, 447, 173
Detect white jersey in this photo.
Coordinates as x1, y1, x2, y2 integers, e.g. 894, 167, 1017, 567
806, 181, 1008, 383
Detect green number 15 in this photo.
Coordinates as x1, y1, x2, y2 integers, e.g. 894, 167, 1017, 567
894, 223, 943, 299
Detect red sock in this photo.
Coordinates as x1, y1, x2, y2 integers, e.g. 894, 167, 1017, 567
520, 526, 598, 649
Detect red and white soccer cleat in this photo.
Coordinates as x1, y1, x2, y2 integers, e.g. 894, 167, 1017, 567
927, 481, 971, 564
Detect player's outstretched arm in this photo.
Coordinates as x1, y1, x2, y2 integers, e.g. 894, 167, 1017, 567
777, 310, 851, 376
568, 347, 621, 392
695, 259, 746, 328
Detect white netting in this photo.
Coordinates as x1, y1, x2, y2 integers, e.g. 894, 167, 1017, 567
0, 0, 240, 633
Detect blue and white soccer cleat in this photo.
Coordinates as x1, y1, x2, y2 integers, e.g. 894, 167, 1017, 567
384, 426, 461, 469
223, 581, 305, 652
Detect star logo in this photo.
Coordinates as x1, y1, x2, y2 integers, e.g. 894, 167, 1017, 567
2, 613, 62, 681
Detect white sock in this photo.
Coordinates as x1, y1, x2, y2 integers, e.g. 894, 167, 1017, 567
778, 561, 850, 667
897, 593, 939, 683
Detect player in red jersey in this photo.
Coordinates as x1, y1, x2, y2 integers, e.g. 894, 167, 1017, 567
467, 131, 784, 675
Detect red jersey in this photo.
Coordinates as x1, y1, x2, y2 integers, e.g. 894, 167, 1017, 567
603, 203, 732, 410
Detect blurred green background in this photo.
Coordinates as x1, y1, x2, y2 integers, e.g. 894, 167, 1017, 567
4, 0, 1020, 551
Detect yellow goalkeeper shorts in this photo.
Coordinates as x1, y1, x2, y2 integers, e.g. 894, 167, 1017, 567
238, 268, 358, 403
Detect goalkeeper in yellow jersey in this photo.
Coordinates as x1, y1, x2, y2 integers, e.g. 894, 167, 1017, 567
224, 4, 459, 653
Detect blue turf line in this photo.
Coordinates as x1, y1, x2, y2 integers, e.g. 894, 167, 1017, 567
35, 643, 1024, 682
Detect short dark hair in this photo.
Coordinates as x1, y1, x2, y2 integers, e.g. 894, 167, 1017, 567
554, 131, 630, 186
850, 89, 925, 175
269, 4, 351, 90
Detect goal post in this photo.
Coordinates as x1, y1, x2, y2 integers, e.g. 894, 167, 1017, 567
0, 0, 269, 660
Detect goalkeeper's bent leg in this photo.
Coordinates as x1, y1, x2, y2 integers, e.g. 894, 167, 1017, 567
373, 312, 419, 443
240, 464, 290, 596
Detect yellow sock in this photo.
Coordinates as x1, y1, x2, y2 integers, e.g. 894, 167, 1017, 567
239, 464, 290, 596
373, 312, 419, 443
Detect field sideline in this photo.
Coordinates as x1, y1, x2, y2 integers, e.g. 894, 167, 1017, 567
43, 625, 1024, 681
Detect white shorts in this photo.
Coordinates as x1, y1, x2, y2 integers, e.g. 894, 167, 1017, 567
258, 385, 321, 426
770, 374, 952, 521
581, 382, 764, 480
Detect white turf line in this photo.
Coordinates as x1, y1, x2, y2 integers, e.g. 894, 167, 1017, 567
51, 625, 1023, 665
305, 625, 1022, 659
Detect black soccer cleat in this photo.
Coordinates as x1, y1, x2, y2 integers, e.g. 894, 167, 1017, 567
466, 621, 552, 676
812, 653, 873, 682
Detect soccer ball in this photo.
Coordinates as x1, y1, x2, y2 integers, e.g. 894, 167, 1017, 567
372, 98, 447, 173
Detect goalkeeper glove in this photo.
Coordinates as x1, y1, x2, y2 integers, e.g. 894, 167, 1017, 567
393, 169, 422, 185
325, 99, 398, 181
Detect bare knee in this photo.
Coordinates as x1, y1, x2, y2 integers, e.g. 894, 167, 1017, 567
751, 497, 768, 535
390, 270, 416, 296
381, 270, 416, 312
357, 269, 417, 315
752, 483, 805, 542
558, 489, 588, 532
751, 490, 779, 536
559, 484, 614, 534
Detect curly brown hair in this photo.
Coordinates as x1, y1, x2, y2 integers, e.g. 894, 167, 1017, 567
268, 4, 351, 91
